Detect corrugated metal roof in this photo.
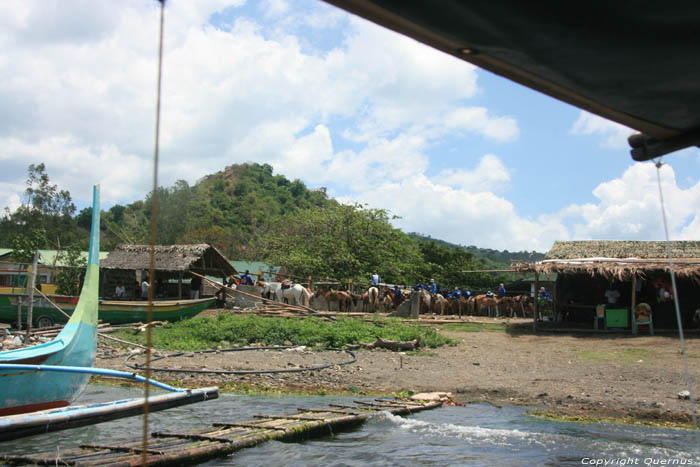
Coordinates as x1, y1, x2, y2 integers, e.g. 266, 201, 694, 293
230, 261, 281, 282
0, 249, 109, 267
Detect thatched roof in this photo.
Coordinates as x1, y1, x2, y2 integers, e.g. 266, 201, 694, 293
513, 240, 700, 282
101, 244, 238, 276
545, 240, 700, 260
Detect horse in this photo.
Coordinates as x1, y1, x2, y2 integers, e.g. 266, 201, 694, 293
313, 286, 354, 312
368, 286, 379, 313
382, 293, 393, 312
432, 294, 447, 315
260, 282, 311, 306
417, 288, 431, 314
474, 294, 500, 317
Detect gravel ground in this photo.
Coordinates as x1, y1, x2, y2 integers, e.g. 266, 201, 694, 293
96, 315, 700, 426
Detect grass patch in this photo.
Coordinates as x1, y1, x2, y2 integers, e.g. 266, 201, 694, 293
576, 348, 657, 364
440, 322, 507, 333
108, 314, 455, 351
529, 409, 695, 430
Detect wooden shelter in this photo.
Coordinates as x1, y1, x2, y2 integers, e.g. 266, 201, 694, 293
100, 244, 238, 299
513, 241, 700, 331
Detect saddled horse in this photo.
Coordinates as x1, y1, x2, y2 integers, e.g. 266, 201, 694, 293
474, 294, 500, 317
313, 286, 354, 312
260, 281, 312, 306
367, 287, 379, 313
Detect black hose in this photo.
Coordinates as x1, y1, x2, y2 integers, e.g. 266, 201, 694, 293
124, 345, 356, 375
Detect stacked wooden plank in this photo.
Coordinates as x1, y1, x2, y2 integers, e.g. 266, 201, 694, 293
1, 398, 442, 465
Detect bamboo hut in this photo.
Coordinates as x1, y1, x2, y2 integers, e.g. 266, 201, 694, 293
513, 241, 700, 331
100, 244, 238, 299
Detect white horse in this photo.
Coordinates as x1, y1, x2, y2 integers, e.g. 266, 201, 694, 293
368, 287, 379, 313
260, 282, 311, 306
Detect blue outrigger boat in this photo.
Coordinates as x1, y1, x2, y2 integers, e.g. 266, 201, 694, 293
0, 185, 102, 416
0, 186, 218, 437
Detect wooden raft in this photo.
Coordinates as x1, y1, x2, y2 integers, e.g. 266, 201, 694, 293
1, 398, 443, 465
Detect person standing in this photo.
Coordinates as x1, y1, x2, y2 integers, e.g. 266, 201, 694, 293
141, 278, 150, 300
190, 274, 201, 299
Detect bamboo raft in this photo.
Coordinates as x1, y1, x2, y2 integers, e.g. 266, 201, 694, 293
1, 398, 443, 465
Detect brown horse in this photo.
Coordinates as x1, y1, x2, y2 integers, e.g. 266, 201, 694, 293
474, 294, 500, 317
313, 287, 354, 312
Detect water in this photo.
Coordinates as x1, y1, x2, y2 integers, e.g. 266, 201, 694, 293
1, 386, 698, 466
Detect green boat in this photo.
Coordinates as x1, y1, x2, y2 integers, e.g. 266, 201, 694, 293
0, 294, 214, 327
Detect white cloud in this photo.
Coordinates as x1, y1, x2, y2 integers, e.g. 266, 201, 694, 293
338, 173, 568, 252
558, 162, 700, 240
433, 154, 511, 193
570, 111, 635, 149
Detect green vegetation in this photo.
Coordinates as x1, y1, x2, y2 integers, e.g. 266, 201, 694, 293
110, 315, 455, 351
576, 348, 657, 365
440, 322, 508, 333
529, 409, 695, 430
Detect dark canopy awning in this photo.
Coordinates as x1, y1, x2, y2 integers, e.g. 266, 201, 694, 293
324, 1, 700, 160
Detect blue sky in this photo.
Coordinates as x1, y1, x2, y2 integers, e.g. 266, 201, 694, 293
1, 0, 699, 253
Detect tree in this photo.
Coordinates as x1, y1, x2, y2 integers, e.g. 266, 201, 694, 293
24, 163, 75, 217
251, 203, 423, 285
54, 245, 86, 296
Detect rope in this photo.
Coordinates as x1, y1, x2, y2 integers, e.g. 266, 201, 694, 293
142, 0, 165, 460
654, 159, 698, 430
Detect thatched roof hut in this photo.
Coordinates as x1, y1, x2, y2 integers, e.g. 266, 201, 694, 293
100, 244, 238, 299
513, 240, 700, 282
514, 240, 700, 330
102, 244, 238, 276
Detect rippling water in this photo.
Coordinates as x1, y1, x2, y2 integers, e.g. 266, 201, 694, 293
1, 386, 698, 466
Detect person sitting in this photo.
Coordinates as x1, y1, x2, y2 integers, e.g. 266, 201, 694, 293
239, 270, 254, 286
393, 285, 403, 299
115, 282, 126, 298
429, 279, 437, 295
604, 287, 620, 305
462, 288, 472, 298
498, 283, 507, 297
370, 271, 381, 287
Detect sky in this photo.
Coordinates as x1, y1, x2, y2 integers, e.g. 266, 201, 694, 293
1, 0, 699, 253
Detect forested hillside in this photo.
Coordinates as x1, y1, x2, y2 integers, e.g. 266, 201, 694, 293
0, 163, 544, 289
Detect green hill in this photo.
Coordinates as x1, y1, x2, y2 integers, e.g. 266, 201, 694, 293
2, 163, 544, 289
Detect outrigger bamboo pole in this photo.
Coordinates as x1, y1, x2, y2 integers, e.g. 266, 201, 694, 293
190, 271, 320, 315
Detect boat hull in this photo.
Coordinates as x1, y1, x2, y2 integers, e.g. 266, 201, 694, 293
0, 185, 101, 416
98, 297, 216, 324
0, 321, 97, 416
0, 296, 215, 326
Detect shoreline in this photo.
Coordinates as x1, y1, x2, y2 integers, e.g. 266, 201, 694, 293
95, 317, 700, 430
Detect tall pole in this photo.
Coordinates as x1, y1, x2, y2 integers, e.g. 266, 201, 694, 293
26, 250, 39, 337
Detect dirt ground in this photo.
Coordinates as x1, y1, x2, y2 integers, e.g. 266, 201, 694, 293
96, 314, 700, 427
